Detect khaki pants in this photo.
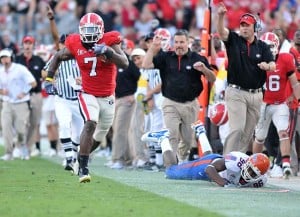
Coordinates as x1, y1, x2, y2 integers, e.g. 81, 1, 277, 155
162, 98, 199, 162
111, 95, 136, 165
129, 96, 149, 163
224, 86, 263, 154
26, 93, 43, 147
1, 101, 30, 154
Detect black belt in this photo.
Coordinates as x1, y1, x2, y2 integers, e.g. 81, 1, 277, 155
30, 92, 41, 95
228, 84, 262, 93
82, 91, 112, 98
165, 94, 195, 103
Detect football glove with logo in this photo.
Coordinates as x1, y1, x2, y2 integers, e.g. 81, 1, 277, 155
93, 43, 113, 59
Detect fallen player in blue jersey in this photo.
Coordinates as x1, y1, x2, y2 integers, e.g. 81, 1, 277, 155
141, 123, 270, 187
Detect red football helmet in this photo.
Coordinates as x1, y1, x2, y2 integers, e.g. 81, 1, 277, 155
79, 13, 104, 43
209, 102, 228, 126
154, 28, 171, 51
241, 153, 270, 182
260, 32, 280, 57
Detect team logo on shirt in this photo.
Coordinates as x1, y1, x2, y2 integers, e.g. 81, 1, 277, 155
108, 99, 114, 105
256, 54, 261, 58
186, 65, 192, 70
77, 49, 86, 56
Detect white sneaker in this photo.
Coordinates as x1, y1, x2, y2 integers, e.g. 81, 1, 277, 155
104, 160, 113, 167
282, 162, 292, 179
94, 147, 111, 158
137, 161, 159, 171
270, 164, 283, 178
141, 129, 169, 143
12, 147, 22, 159
0, 154, 13, 161
62, 159, 67, 167
21, 146, 30, 160
64, 159, 79, 175
72, 160, 79, 175
43, 149, 57, 157
110, 161, 123, 169
136, 159, 147, 168
30, 148, 40, 157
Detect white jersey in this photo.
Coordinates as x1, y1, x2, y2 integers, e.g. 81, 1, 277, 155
142, 68, 164, 109
219, 151, 267, 188
45, 57, 81, 100
0, 63, 35, 103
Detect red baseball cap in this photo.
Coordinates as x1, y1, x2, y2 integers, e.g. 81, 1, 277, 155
123, 39, 135, 49
212, 32, 220, 38
240, 14, 256, 25
22, 36, 35, 44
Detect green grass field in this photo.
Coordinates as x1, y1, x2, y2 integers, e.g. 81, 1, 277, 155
1, 145, 300, 217
0, 150, 222, 217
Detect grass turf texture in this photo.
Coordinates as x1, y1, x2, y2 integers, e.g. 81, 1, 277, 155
2, 144, 300, 217
0, 153, 222, 217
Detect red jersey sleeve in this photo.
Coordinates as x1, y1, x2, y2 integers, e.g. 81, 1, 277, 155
281, 53, 296, 73
97, 31, 122, 46
65, 34, 81, 56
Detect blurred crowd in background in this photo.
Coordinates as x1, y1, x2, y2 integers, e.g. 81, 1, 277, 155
0, 0, 299, 177
0, 0, 300, 54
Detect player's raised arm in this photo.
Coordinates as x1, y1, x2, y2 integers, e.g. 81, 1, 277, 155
217, 2, 229, 41
142, 35, 162, 69
44, 48, 74, 95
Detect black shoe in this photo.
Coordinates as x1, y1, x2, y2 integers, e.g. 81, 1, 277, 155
78, 167, 91, 183
139, 162, 159, 172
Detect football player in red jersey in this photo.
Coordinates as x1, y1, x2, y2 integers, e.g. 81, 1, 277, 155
45, 13, 129, 183
252, 32, 300, 179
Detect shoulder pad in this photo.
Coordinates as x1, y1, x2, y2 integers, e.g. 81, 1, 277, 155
65, 34, 80, 49
101, 31, 122, 46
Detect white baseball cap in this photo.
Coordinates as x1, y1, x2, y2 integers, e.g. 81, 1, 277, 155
0, 49, 12, 58
131, 48, 146, 57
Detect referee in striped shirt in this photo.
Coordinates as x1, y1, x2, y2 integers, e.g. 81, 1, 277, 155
44, 34, 84, 173
44, 6, 84, 173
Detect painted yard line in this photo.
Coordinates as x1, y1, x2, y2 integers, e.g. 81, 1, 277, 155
38, 138, 300, 217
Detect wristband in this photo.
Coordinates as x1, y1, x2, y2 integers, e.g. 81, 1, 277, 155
45, 77, 53, 82
46, 70, 55, 79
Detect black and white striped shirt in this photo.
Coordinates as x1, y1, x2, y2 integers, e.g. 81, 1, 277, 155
44, 58, 81, 100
